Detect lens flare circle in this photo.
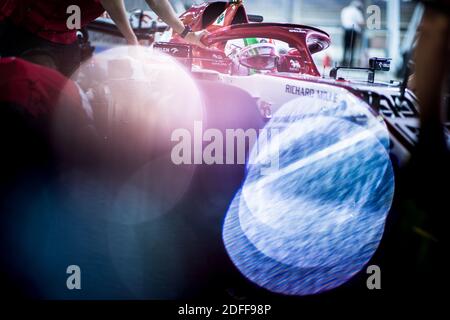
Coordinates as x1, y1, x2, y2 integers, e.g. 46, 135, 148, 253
59, 46, 204, 225
224, 95, 394, 295
242, 116, 394, 268
224, 190, 375, 296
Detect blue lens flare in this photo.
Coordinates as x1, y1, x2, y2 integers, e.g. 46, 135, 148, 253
224, 191, 372, 295
223, 95, 395, 295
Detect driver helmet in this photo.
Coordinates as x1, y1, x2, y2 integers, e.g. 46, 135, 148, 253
239, 41, 279, 72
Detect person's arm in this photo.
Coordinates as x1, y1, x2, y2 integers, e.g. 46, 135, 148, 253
100, 0, 139, 45
145, 0, 207, 47
415, 7, 449, 127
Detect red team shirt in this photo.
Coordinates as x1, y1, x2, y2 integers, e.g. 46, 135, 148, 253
0, 0, 105, 44
0, 57, 86, 119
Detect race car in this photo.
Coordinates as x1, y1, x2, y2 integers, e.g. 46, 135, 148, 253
9, 0, 436, 298
2, 0, 449, 299
147, 0, 450, 167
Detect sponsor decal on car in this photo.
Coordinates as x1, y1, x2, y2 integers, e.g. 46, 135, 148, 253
214, 11, 226, 26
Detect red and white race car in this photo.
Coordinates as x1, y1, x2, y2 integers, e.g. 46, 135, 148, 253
81, 0, 449, 166
3, 0, 449, 299
147, 0, 447, 166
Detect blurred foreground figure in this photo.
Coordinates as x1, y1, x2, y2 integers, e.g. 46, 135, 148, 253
411, 0, 449, 249
0, 57, 97, 178
0, 58, 100, 298
386, 0, 450, 295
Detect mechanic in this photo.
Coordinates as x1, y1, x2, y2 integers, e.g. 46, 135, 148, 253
340, 1, 365, 66
0, 57, 100, 184
0, 0, 207, 76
